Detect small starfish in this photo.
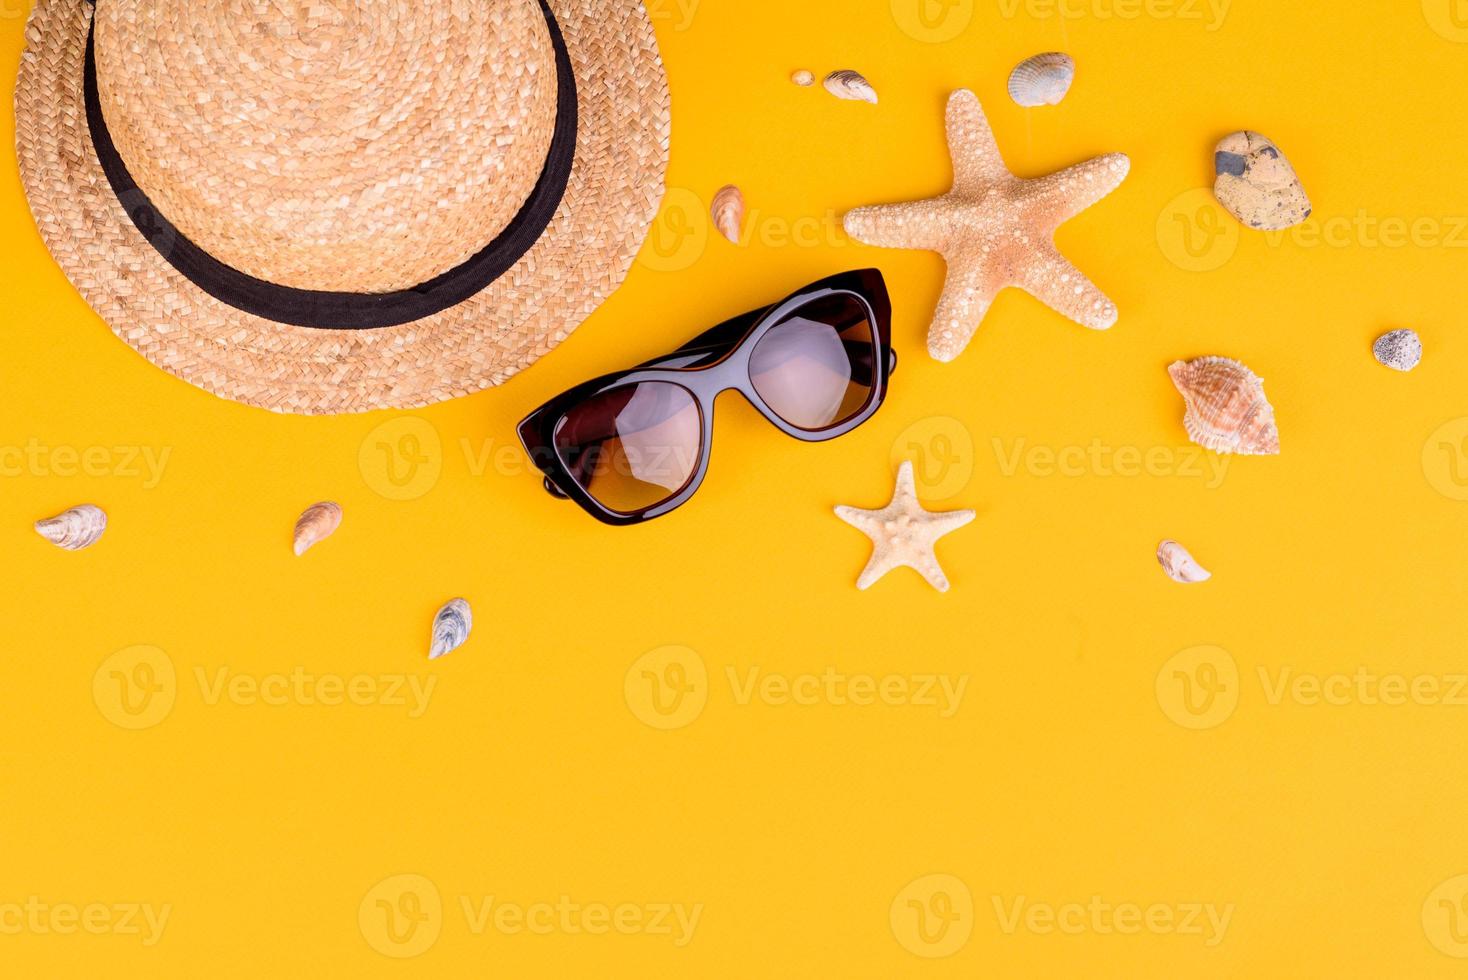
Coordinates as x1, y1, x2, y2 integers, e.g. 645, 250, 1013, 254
844, 89, 1130, 362
835, 461, 975, 593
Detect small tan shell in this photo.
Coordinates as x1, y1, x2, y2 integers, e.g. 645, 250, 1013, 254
792, 69, 815, 87
35, 504, 107, 551
711, 185, 745, 245
1157, 540, 1212, 584
1214, 131, 1311, 231
429, 598, 473, 660
293, 501, 342, 557
824, 70, 878, 104
1007, 52, 1075, 107
1168, 357, 1281, 456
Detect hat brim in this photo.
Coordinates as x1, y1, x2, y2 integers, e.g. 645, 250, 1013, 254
15, 0, 671, 415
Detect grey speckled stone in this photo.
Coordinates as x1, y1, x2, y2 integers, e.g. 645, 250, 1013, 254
1373, 329, 1423, 372
1213, 131, 1311, 231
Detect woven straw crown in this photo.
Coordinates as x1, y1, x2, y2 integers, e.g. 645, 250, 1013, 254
95, 0, 560, 292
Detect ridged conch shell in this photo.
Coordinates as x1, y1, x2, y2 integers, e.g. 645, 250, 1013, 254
824, 70, 878, 104
293, 501, 342, 556
1007, 52, 1075, 107
34, 504, 107, 551
429, 598, 473, 660
1157, 540, 1212, 584
1373, 329, 1422, 372
1168, 357, 1281, 456
711, 185, 745, 244
792, 69, 815, 87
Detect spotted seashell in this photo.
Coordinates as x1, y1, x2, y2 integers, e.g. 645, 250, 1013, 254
791, 69, 815, 87
824, 69, 878, 104
1157, 540, 1212, 584
1213, 131, 1311, 231
34, 504, 107, 551
293, 501, 342, 557
1168, 357, 1281, 456
429, 598, 473, 661
1373, 329, 1422, 372
711, 185, 745, 245
1007, 52, 1075, 107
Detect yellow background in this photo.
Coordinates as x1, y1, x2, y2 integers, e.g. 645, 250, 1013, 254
4, 0, 1468, 975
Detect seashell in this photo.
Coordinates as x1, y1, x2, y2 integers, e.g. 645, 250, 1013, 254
34, 504, 107, 551
1007, 52, 1075, 107
293, 501, 342, 556
1157, 540, 1212, 584
791, 69, 815, 87
710, 185, 745, 245
824, 69, 878, 104
1373, 329, 1422, 372
1213, 131, 1311, 231
429, 598, 473, 660
1168, 356, 1281, 456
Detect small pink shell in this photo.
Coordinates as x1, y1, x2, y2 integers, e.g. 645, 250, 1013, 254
1168, 357, 1280, 456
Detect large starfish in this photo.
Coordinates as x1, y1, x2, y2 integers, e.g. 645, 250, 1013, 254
844, 89, 1130, 362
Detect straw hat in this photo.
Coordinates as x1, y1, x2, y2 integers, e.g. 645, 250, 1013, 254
16, 0, 670, 414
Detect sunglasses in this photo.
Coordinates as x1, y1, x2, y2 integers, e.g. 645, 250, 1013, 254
518, 268, 896, 525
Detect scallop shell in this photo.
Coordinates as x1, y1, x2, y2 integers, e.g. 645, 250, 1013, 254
1168, 357, 1281, 456
1373, 329, 1422, 372
711, 185, 745, 245
1007, 52, 1075, 107
824, 69, 878, 104
792, 69, 815, 87
34, 504, 107, 551
293, 501, 342, 557
1157, 540, 1212, 584
429, 598, 473, 661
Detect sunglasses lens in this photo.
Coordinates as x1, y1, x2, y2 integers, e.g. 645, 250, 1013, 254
749, 294, 878, 431
553, 382, 703, 515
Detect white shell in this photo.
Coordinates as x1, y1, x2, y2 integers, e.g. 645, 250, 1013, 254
792, 70, 815, 87
293, 501, 342, 556
1157, 540, 1212, 584
1373, 329, 1422, 372
1007, 52, 1075, 107
711, 185, 745, 245
429, 598, 473, 660
35, 504, 107, 551
824, 70, 878, 104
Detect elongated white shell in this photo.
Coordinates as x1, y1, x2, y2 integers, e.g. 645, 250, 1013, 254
711, 185, 745, 244
1157, 540, 1212, 584
429, 598, 473, 660
1007, 52, 1075, 107
35, 504, 107, 551
293, 501, 342, 556
824, 69, 878, 104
